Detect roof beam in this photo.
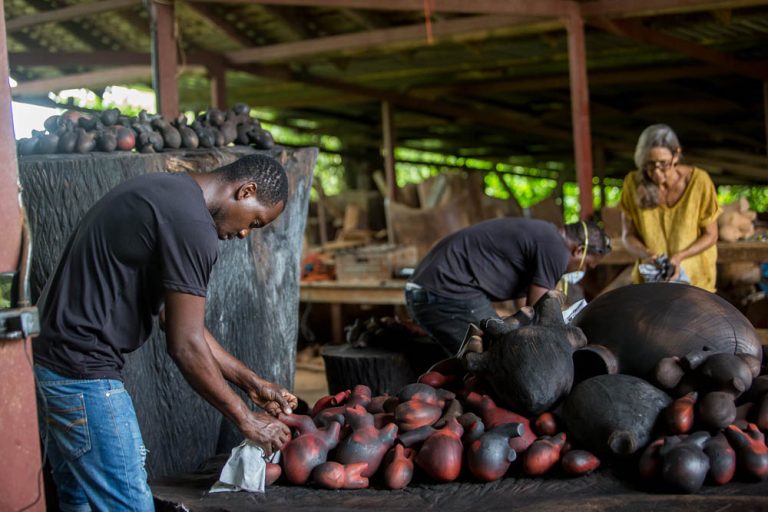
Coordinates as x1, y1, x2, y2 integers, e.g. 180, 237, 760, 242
11, 66, 156, 95
8, 51, 222, 68
184, 2, 254, 47
5, 0, 141, 32
413, 64, 721, 97
590, 17, 768, 81
580, 0, 768, 19
234, 62, 574, 141
228, 15, 544, 64
185, 0, 579, 17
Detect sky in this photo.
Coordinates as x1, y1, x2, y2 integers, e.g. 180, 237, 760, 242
10, 101, 60, 139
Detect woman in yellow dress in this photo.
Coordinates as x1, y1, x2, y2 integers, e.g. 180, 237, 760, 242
620, 124, 721, 292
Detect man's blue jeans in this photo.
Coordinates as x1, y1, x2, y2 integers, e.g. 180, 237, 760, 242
34, 365, 155, 512
405, 285, 499, 356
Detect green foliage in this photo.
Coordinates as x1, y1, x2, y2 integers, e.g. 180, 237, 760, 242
717, 185, 768, 212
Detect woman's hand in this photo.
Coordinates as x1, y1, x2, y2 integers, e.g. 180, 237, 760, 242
246, 379, 299, 417
667, 254, 683, 281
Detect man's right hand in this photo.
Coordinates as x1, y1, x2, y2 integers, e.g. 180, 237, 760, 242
238, 411, 292, 456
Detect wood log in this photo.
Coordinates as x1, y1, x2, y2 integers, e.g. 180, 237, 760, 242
19, 146, 316, 478
322, 344, 418, 397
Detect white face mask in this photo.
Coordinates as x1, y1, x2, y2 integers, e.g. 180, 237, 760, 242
563, 270, 585, 284
561, 221, 589, 292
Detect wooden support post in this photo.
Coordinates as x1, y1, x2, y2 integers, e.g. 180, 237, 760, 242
209, 63, 228, 110
565, 12, 594, 220
381, 100, 396, 244
150, 0, 179, 118
0, 3, 45, 509
594, 143, 606, 212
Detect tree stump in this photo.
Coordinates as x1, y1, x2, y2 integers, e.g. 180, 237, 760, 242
322, 344, 419, 396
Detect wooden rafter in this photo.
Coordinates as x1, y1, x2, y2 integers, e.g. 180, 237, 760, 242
338, 8, 388, 30
11, 66, 156, 95
412, 64, 721, 97
260, 5, 318, 40
184, 2, 254, 47
580, 0, 768, 19
5, 0, 141, 32
227, 15, 547, 64
233, 62, 575, 141
590, 17, 768, 81
24, 0, 128, 54
185, 0, 579, 17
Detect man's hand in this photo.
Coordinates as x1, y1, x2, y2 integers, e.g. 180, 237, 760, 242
238, 411, 292, 456
247, 379, 299, 417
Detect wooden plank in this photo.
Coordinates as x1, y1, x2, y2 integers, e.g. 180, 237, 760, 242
600, 238, 768, 265
187, 0, 579, 17
227, 15, 528, 64
5, 0, 140, 32
7, 51, 218, 68
185, 2, 254, 47
565, 12, 594, 219
300, 280, 406, 305
10, 66, 156, 96
581, 0, 768, 19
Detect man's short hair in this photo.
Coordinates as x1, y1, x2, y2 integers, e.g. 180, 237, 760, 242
218, 154, 288, 207
563, 220, 612, 255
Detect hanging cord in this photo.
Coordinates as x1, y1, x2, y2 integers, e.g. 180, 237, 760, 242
17, 205, 46, 512
423, 0, 434, 44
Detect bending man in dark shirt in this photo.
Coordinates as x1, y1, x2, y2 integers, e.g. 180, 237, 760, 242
405, 217, 611, 356
33, 154, 298, 511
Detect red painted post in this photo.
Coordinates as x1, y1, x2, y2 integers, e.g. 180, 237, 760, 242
150, 0, 179, 118
565, 12, 594, 219
0, 2, 46, 510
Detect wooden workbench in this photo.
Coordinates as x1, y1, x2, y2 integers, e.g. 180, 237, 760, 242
300, 279, 407, 342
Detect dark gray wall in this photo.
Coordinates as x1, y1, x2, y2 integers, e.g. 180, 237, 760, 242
19, 146, 316, 478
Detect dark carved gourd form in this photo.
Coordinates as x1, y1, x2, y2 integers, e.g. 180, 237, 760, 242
394, 383, 448, 432
658, 432, 711, 494
562, 374, 671, 458
561, 449, 601, 476
334, 405, 398, 478
704, 432, 736, 485
523, 432, 567, 476
463, 292, 584, 415
466, 422, 523, 482
572, 283, 762, 382
279, 413, 342, 485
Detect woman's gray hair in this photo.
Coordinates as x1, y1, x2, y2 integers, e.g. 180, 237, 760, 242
633, 124, 681, 169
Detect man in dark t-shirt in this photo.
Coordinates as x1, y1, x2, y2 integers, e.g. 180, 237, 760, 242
405, 218, 611, 355
33, 154, 297, 511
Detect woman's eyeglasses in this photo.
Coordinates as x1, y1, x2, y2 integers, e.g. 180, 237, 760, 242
643, 160, 674, 173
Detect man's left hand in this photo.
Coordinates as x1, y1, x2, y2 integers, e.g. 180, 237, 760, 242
247, 380, 298, 416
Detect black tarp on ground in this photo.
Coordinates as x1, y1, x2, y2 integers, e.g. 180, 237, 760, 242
151, 455, 768, 512
19, 146, 316, 479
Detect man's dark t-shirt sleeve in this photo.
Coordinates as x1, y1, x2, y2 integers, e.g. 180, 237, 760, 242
159, 219, 218, 296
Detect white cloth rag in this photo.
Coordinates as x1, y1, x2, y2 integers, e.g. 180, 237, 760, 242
210, 441, 281, 493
